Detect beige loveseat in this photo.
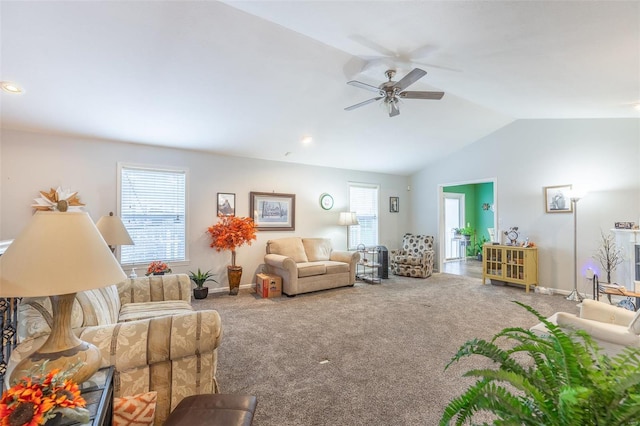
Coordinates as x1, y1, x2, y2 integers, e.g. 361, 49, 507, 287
264, 237, 360, 296
8, 274, 222, 425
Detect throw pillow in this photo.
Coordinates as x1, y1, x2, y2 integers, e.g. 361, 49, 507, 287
628, 309, 640, 335
113, 391, 157, 426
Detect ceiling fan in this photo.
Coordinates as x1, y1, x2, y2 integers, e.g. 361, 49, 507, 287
344, 68, 444, 117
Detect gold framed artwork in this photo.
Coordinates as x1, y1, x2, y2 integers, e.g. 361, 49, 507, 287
250, 192, 295, 231
544, 185, 572, 213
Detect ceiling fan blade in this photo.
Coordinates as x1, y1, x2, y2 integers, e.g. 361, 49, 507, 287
349, 35, 396, 57
393, 68, 427, 92
400, 91, 445, 100
344, 97, 383, 111
407, 45, 438, 59
347, 80, 384, 94
413, 60, 462, 73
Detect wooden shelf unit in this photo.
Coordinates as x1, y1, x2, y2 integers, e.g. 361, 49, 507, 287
482, 244, 538, 292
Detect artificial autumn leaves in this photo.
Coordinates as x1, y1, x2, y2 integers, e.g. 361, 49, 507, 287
207, 216, 256, 255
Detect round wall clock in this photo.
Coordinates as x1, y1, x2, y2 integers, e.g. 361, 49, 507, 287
319, 193, 334, 210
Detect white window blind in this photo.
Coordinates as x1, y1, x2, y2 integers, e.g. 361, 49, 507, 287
119, 164, 187, 265
349, 183, 379, 249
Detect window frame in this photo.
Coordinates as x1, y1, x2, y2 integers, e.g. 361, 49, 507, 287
117, 162, 189, 268
348, 182, 380, 250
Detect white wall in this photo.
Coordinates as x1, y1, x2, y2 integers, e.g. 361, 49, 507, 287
0, 129, 409, 290
410, 118, 640, 293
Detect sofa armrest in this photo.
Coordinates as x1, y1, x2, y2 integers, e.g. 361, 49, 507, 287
264, 254, 297, 272
556, 312, 639, 347
75, 310, 221, 370
330, 250, 360, 265
117, 274, 192, 305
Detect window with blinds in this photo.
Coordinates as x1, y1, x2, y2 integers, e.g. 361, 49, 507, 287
118, 164, 187, 265
348, 183, 379, 249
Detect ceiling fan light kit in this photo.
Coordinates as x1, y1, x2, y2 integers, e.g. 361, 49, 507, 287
345, 67, 444, 117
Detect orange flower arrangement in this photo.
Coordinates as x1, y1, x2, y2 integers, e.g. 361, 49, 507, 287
0, 367, 89, 426
207, 216, 257, 266
145, 260, 172, 276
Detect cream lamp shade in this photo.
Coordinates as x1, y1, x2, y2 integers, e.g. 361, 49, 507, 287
338, 212, 359, 226
0, 211, 126, 297
0, 211, 127, 383
95, 211, 134, 249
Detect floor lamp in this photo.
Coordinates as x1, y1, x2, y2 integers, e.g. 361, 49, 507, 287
338, 212, 359, 250
0, 211, 127, 384
566, 190, 586, 302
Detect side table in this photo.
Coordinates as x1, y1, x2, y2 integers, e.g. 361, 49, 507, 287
58, 366, 115, 426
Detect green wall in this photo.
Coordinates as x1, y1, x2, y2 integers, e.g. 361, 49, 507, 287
444, 182, 494, 254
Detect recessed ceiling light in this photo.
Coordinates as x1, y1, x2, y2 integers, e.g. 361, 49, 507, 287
1, 81, 24, 94
301, 136, 313, 145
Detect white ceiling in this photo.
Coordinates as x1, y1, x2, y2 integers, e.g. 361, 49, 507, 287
1, 1, 638, 175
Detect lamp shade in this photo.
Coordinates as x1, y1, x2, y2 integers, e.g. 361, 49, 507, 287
96, 212, 134, 246
0, 211, 127, 297
338, 212, 359, 226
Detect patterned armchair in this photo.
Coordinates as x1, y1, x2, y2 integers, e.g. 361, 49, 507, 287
390, 234, 435, 278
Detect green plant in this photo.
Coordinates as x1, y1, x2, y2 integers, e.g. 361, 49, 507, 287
473, 235, 489, 256
188, 268, 217, 289
454, 226, 474, 237
441, 302, 640, 426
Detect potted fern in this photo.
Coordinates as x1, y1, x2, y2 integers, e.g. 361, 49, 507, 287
188, 268, 217, 299
441, 302, 640, 425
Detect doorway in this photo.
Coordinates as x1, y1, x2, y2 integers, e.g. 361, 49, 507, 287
439, 179, 497, 279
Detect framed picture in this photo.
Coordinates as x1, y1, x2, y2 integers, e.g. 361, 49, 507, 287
217, 193, 235, 216
250, 192, 295, 231
390, 196, 399, 213
544, 185, 572, 213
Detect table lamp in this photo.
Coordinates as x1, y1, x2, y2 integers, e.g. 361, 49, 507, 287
0, 211, 126, 384
338, 212, 359, 249
95, 211, 134, 252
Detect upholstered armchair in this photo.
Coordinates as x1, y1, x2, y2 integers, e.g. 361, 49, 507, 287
7, 274, 222, 425
390, 234, 435, 278
530, 299, 640, 356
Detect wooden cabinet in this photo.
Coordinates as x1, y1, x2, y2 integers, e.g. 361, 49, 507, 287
482, 244, 538, 292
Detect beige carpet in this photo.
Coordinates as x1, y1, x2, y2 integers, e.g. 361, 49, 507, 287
192, 273, 580, 425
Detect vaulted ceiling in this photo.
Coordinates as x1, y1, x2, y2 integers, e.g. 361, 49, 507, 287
1, 1, 638, 175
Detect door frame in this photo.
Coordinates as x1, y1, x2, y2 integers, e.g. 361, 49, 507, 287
443, 192, 465, 260
437, 178, 498, 273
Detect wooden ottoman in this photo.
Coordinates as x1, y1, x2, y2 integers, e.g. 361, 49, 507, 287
164, 394, 258, 426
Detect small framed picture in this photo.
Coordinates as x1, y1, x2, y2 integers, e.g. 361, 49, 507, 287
217, 193, 236, 216
544, 185, 572, 213
390, 196, 399, 213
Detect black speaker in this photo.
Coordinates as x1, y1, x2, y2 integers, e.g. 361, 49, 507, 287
377, 246, 389, 279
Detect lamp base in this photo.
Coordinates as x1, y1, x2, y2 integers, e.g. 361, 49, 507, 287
10, 341, 101, 385
566, 289, 584, 302
9, 293, 102, 385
